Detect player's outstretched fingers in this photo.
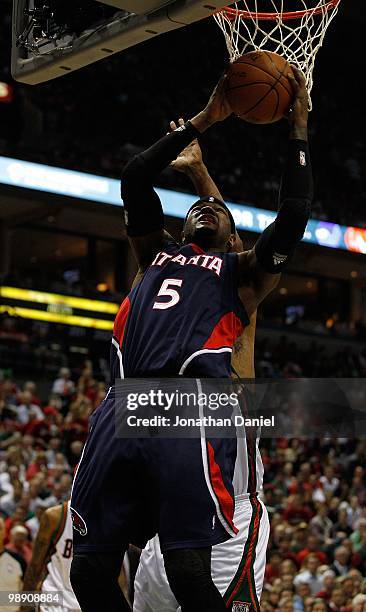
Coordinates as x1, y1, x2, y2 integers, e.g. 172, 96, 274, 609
287, 71, 299, 97
291, 65, 306, 86
169, 118, 185, 133
290, 65, 309, 109
289, 66, 307, 100
203, 72, 232, 124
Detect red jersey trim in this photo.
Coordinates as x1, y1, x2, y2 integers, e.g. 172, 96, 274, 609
113, 297, 131, 347
204, 311, 245, 350
189, 243, 205, 255
207, 441, 238, 535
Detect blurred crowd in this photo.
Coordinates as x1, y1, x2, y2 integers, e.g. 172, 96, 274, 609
1, 310, 365, 382
0, 367, 95, 588
1, 1, 365, 228
1, 2, 366, 608
260, 437, 366, 610
1, 368, 366, 609
0, 314, 110, 380
255, 336, 366, 379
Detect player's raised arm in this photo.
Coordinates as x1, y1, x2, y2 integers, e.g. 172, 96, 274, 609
121, 75, 232, 271
130, 119, 226, 289
237, 67, 313, 316
169, 118, 224, 201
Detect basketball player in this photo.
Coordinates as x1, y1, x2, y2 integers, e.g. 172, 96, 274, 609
71, 66, 312, 611
123, 129, 264, 610
133, 127, 267, 611
126, 126, 264, 610
166, 119, 257, 387
21, 501, 80, 612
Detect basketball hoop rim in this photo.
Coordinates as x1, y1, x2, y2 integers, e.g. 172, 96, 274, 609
216, 0, 340, 22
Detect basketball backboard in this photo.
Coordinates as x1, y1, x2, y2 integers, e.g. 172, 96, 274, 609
11, 0, 233, 85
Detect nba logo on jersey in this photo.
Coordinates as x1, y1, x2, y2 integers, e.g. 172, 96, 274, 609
70, 507, 87, 536
233, 602, 251, 612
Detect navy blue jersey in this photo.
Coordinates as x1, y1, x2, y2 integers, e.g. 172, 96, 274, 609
71, 385, 238, 553
111, 242, 249, 380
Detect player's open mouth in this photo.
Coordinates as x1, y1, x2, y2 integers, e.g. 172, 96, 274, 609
197, 212, 218, 225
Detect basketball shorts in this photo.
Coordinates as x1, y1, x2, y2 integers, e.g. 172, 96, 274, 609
71, 386, 238, 554
133, 494, 269, 612
39, 608, 80, 612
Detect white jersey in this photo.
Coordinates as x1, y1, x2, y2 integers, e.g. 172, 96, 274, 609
42, 502, 80, 611
232, 387, 264, 496
134, 495, 270, 612
133, 392, 268, 612
233, 435, 264, 495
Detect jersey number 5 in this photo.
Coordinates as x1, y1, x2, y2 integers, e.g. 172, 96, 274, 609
153, 278, 183, 310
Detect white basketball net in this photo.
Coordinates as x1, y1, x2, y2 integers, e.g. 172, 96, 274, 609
214, 0, 340, 109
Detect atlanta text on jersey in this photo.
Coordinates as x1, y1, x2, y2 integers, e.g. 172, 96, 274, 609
151, 251, 224, 277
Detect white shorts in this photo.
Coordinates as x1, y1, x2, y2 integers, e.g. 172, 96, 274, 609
133, 494, 269, 612
39, 608, 79, 612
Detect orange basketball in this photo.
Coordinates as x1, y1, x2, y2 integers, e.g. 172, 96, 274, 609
225, 51, 294, 124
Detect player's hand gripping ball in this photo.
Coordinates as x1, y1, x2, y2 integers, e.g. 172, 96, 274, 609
225, 50, 295, 124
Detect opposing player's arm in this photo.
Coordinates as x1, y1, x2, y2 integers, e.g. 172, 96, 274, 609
237, 67, 312, 316
21, 506, 60, 595
121, 75, 231, 271
169, 118, 224, 201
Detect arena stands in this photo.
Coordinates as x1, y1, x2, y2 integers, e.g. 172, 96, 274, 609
2, 366, 366, 608
1, 2, 366, 609
1, 309, 365, 382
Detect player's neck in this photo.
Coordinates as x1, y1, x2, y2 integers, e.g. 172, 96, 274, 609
187, 237, 228, 253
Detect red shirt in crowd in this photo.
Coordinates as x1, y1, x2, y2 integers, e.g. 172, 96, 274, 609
297, 548, 327, 565
283, 505, 313, 523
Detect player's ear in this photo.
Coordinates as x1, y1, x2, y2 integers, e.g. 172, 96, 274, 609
227, 233, 236, 252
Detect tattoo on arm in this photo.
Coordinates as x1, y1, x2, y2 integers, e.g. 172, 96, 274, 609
22, 511, 53, 592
